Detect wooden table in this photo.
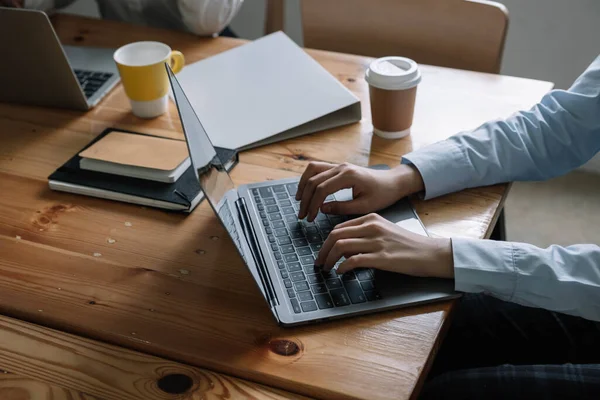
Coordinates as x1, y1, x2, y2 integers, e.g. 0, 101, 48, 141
0, 15, 553, 400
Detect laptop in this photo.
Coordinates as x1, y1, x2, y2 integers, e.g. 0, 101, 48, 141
167, 65, 458, 327
0, 8, 120, 110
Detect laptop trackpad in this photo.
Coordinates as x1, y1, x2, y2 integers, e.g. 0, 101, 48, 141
395, 217, 428, 236
333, 187, 353, 202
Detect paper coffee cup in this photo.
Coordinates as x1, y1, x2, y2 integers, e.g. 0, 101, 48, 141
114, 42, 185, 118
365, 57, 421, 139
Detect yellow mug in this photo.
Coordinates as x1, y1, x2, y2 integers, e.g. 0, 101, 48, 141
113, 41, 184, 118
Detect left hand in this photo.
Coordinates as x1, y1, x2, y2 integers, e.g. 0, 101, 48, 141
316, 213, 454, 278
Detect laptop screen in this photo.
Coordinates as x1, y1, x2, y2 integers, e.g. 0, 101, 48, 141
167, 64, 274, 305
166, 64, 236, 210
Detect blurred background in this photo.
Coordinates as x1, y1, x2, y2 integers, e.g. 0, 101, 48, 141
62, 0, 600, 247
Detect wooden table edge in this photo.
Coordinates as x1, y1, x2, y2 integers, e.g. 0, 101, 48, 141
0, 313, 309, 400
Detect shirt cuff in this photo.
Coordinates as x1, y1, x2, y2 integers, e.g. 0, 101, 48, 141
452, 237, 517, 301
24, 0, 54, 10
401, 139, 472, 200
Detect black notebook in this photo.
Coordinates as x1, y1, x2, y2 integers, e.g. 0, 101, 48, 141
48, 128, 238, 212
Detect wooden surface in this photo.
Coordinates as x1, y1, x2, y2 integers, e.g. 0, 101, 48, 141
0, 373, 99, 400
0, 15, 553, 400
0, 315, 306, 400
302, 0, 509, 73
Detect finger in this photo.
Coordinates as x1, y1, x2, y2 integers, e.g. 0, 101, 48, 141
306, 173, 354, 222
316, 224, 372, 265
324, 238, 374, 270
321, 198, 369, 216
298, 167, 339, 219
296, 161, 334, 201
336, 253, 380, 274
333, 213, 380, 230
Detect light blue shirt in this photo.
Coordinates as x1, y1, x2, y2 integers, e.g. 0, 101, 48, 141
402, 55, 600, 321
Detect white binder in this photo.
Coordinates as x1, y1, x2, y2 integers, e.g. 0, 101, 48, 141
176, 32, 362, 150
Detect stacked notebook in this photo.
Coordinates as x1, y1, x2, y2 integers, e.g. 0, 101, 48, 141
48, 128, 238, 212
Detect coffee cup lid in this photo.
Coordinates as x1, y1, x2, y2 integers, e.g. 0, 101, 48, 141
365, 57, 421, 90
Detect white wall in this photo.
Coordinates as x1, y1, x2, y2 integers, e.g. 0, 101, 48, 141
496, 0, 600, 89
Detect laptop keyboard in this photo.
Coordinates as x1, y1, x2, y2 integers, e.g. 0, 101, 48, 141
252, 183, 381, 314
74, 69, 113, 99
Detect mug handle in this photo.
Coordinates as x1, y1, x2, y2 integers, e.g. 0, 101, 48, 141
169, 50, 185, 74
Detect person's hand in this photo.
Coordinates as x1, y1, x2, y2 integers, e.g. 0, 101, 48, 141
296, 162, 425, 222
316, 213, 454, 279
0, 0, 24, 7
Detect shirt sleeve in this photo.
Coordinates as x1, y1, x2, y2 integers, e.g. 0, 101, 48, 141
453, 238, 600, 321
402, 55, 600, 200
177, 0, 244, 36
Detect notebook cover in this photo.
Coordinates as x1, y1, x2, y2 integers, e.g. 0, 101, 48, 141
79, 131, 189, 171
49, 128, 238, 209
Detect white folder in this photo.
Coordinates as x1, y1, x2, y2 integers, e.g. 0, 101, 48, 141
176, 32, 362, 150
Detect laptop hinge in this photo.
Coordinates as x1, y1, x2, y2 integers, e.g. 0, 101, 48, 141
235, 197, 280, 309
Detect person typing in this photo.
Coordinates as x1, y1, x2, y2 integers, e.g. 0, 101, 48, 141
297, 55, 600, 399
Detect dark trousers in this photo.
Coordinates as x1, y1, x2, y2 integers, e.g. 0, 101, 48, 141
421, 294, 600, 399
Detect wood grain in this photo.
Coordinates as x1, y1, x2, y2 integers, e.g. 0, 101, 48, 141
0, 14, 553, 400
0, 215, 451, 400
0, 373, 99, 400
302, 0, 509, 74
0, 315, 307, 400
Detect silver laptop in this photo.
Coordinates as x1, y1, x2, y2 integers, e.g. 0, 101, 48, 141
167, 65, 458, 327
0, 8, 120, 110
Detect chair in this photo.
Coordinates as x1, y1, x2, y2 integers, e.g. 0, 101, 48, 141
299, 0, 508, 74
265, 0, 285, 37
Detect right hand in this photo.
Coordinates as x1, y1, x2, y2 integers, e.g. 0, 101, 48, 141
296, 161, 425, 222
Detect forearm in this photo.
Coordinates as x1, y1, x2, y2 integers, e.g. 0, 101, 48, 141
403, 55, 600, 200
177, 0, 243, 36
453, 238, 600, 321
